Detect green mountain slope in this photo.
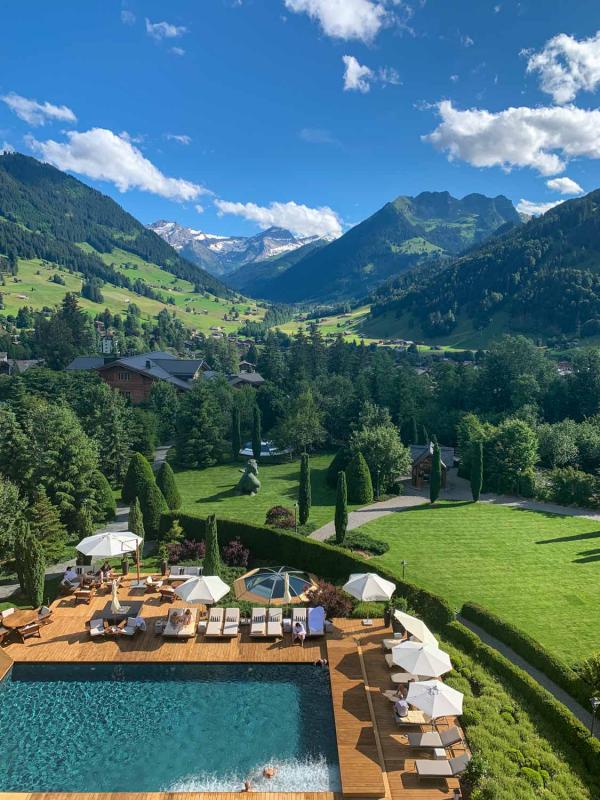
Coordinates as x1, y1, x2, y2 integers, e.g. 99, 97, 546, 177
365, 190, 600, 342
226, 238, 327, 295
0, 152, 228, 298
258, 191, 520, 303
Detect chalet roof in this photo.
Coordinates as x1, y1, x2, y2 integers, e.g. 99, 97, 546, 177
65, 356, 106, 370
96, 354, 191, 390
228, 371, 265, 387
411, 442, 449, 469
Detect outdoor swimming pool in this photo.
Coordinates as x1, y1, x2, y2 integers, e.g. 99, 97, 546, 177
0, 662, 340, 792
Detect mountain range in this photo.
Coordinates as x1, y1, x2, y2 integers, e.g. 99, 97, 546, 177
148, 220, 331, 278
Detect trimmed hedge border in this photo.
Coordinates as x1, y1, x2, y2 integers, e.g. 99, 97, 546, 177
159, 511, 454, 628
445, 620, 600, 780
461, 602, 592, 710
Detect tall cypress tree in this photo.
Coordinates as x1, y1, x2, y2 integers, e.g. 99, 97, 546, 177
335, 471, 348, 544
430, 443, 442, 504
298, 453, 311, 526
122, 453, 155, 503
26, 489, 67, 563
128, 497, 145, 541
19, 523, 45, 607
232, 407, 242, 460
252, 406, 262, 460
139, 481, 168, 540
470, 441, 483, 502
203, 514, 222, 577
156, 462, 181, 510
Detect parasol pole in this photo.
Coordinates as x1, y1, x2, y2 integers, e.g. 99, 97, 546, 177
136, 540, 141, 585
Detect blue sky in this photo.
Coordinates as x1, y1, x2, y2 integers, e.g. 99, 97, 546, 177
1, 0, 600, 238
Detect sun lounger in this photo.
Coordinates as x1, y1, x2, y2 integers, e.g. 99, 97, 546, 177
89, 617, 106, 638
159, 585, 176, 602
162, 608, 197, 639
407, 726, 462, 750
292, 607, 307, 627
205, 607, 225, 636
416, 753, 471, 779
267, 608, 283, 638
145, 576, 163, 593
250, 607, 267, 637
307, 606, 325, 637
222, 608, 240, 638
121, 616, 146, 636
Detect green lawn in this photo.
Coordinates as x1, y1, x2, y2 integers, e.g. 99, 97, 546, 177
174, 454, 351, 529
357, 501, 600, 664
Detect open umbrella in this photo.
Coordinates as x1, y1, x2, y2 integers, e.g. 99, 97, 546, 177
407, 680, 463, 720
110, 579, 122, 614
390, 641, 452, 678
393, 610, 438, 646
174, 576, 230, 605
76, 531, 143, 586
343, 573, 395, 624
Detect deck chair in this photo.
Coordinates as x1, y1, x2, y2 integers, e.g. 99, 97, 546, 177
205, 607, 225, 636
159, 585, 176, 603
266, 608, 283, 638
145, 576, 163, 593
89, 617, 106, 638
416, 753, 470, 779
37, 606, 53, 626
121, 616, 145, 637
407, 726, 462, 750
222, 608, 240, 638
307, 606, 325, 637
250, 607, 267, 637
16, 623, 41, 643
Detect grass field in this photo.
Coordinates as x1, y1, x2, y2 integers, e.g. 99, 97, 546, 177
1, 254, 265, 334
174, 454, 353, 529
355, 501, 600, 663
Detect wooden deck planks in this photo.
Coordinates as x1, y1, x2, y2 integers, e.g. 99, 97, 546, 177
0, 794, 339, 800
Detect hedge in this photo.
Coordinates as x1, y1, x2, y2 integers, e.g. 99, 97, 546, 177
445, 621, 600, 779
461, 602, 592, 709
159, 511, 455, 628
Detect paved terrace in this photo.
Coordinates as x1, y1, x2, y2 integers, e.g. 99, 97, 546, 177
0, 582, 465, 800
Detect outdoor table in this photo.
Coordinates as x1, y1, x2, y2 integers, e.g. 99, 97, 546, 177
100, 600, 143, 624
2, 610, 39, 629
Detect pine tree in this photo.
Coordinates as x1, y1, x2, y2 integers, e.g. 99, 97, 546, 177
156, 462, 181, 510
90, 470, 116, 522
298, 453, 311, 526
232, 407, 242, 460
470, 440, 483, 502
13, 520, 28, 593
26, 489, 67, 563
335, 471, 348, 544
203, 514, 222, 577
139, 481, 168, 540
74, 505, 95, 539
411, 417, 418, 446
122, 453, 155, 503
128, 497, 145, 542
347, 452, 374, 505
252, 406, 262, 460
430, 443, 442, 504
20, 524, 46, 607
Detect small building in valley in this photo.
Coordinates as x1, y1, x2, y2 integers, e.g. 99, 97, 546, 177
410, 443, 452, 489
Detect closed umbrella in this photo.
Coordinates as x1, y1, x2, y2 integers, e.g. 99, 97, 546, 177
282, 571, 292, 605
390, 641, 452, 678
393, 610, 438, 646
76, 531, 143, 586
343, 573, 395, 625
174, 576, 230, 605
407, 680, 463, 720
110, 579, 122, 614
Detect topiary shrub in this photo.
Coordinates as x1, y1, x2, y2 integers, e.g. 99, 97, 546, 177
326, 447, 351, 488
156, 462, 181, 510
222, 537, 249, 567
121, 452, 155, 503
346, 451, 373, 504
265, 505, 295, 529
139, 480, 168, 540
305, 580, 352, 619
326, 530, 389, 555
90, 470, 116, 521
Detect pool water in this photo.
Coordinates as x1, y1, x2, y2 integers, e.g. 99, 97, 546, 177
0, 662, 340, 793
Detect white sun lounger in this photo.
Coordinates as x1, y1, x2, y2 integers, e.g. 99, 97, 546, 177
251, 607, 267, 637
266, 608, 283, 638
407, 726, 462, 749
89, 618, 105, 638
307, 606, 325, 637
222, 608, 240, 638
162, 608, 197, 639
416, 753, 470, 779
292, 607, 307, 627
205, 607, 225, 636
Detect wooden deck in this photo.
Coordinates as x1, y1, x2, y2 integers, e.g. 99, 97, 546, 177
0, 582, 466, 800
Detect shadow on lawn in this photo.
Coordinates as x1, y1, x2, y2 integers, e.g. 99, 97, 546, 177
573, 548, 600, 564
536, 529, 600, 545
196, 487, 238, 503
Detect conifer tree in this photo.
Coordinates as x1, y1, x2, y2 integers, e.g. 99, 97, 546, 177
139, 481, 168, 539
122, 453, 155, 503
335, 471, 348, 544
470, 440, 484, 502
298, 452, 311, 526
90, 470, 116, 522
203, 514, 222, 577
252, 405, 262, 460
430, 443, 442, 504
347, 452, 374, 505
18, 522, 45, 607
156, 462, 181, 510
128, 497, 145, 542
26, 489, 67, 563
232, 407, 242, 460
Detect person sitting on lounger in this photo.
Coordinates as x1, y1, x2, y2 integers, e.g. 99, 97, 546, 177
293, 621, 306, 646
63, 566, 79, 586
394, 697, 409, 720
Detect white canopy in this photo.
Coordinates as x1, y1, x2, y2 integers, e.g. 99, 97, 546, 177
174, 575, 230, 605
393, 610, 438, 646
406, 679, 463, 719
76, 531, 142, 558
343, 573, 395, 602
390, 641, 452, 678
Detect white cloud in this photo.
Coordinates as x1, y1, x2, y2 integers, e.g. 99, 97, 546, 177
166, 133, 192, 145
1, 142, 15, 154
284, 0, 388, 43
450, 74, 459, 83
424, 100, 600, 176
1, 92, 76, 126
378, 66, 401, 86
27, 128, 206, 202
120, 9, 136, 25
342, 55, 374, 93
525, 31, 600, 104
170, 47, 186, 56
299, 127, 339, 145
546, 176, 583, 195
145, 18, 187, 40
214, 198, 343, 238
461, 34, 474, 47
516, 198, 564, 216
194, 204, 205, 214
